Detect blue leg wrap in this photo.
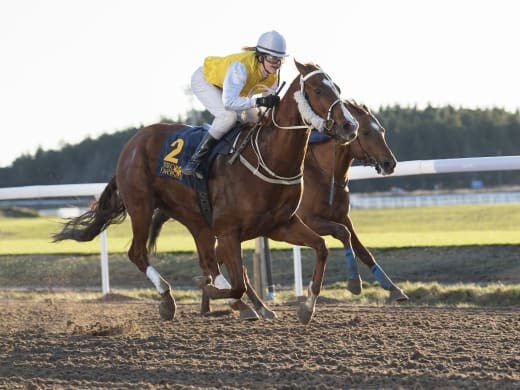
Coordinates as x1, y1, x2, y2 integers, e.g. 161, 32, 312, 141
345, 248, 359, 278
371, 264, 393, 290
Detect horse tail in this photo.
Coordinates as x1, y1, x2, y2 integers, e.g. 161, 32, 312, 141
147, 209, 170, 254
52, 177, 127, 242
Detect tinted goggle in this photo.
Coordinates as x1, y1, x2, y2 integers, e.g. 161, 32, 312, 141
263, 55, 284, 65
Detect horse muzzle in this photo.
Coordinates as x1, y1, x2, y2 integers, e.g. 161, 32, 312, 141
374, 158, 397, 176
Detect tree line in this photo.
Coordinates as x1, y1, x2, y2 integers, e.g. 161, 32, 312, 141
1, 105, 519, 193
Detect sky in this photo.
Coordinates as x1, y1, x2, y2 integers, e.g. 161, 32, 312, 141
1, 0, 519, 168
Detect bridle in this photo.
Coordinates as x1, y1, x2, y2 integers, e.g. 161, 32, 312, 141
237, 68, 349, 185
309, 108, 386, 204
272, 69, 347, 134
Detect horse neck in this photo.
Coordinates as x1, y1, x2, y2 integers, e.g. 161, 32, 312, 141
309, 138, 354, 186
258, 83, 311, 175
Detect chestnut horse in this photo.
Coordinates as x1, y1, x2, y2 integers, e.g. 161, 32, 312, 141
295, 101, 408, 301
149, 101, 408, 319
53, 60, 359, 325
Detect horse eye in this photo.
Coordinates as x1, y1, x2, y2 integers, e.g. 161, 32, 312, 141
314, 88, 322, 94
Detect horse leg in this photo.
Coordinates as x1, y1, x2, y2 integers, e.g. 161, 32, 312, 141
243, 265, 277, 319
190, 229, 258, 320
197, 272, 259, 320
345, 216, 409, 302
326, 220, 362, 295
208, 233, 246, 301
214, 271, 259, 321
269, 216, 328, 325
190, 229, 217, 315
126, 203, 176, 320
200, 264, 269, 320
304, 216, 363, 295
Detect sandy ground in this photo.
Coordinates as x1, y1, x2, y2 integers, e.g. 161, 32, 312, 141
1, 296, 519, 389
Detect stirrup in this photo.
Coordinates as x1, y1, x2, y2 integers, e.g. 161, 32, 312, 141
182, 160, 204, 179
181, 160, 199, 176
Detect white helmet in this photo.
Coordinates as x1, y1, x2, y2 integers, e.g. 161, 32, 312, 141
256, 30, 288, 57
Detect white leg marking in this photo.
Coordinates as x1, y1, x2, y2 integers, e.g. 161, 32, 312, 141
146, 266, 169, 294
214, 274, 239, 304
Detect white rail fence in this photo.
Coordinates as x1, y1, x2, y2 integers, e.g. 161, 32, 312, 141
1, 156, 520, 295
351, 190, 520, 209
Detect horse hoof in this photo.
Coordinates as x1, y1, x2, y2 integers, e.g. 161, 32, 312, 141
258, 306, 278, 320
159, 290, 176, 320
229, 300, 260, 321
389, 287, 409, 302
346, 276, 362, 295
192, 275, 211, 289
240, 308, 260, 321
296, 303, 315, 325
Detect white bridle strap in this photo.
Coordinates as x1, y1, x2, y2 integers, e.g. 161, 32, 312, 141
300, 69, 325, 84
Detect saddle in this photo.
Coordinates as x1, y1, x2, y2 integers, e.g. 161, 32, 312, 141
155, 123, 244, 225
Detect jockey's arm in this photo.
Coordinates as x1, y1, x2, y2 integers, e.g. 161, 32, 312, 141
222, 62, 257, 111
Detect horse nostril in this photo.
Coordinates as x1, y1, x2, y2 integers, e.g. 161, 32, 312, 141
383, 160, 396, 173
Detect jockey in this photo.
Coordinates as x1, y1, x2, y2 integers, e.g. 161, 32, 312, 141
182, 30, 288, 179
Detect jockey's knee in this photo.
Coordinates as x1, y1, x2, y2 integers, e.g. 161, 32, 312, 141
210, 111, 237, 139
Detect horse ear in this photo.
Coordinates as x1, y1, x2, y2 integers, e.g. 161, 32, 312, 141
294, 60, 319, 76
294, 59, 305, 74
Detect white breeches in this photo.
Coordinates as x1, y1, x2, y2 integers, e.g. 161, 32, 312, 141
191, 66, 258, 140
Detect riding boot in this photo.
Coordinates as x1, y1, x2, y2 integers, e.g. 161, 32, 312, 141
181, 132, 219, 179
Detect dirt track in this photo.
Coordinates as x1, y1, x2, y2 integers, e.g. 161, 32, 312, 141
1, 297, 519, 389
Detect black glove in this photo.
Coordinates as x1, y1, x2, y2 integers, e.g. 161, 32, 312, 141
256, 94, 280, 108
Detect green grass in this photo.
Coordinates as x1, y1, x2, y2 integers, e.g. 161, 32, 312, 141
1, 203, 519, 254
2, 282, 519, 308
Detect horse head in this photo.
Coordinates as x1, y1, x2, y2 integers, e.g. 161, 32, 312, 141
276, 60, 358, 144
345, 100, 396, 175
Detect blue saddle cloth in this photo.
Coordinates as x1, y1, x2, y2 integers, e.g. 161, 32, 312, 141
155, 123, 242, 188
